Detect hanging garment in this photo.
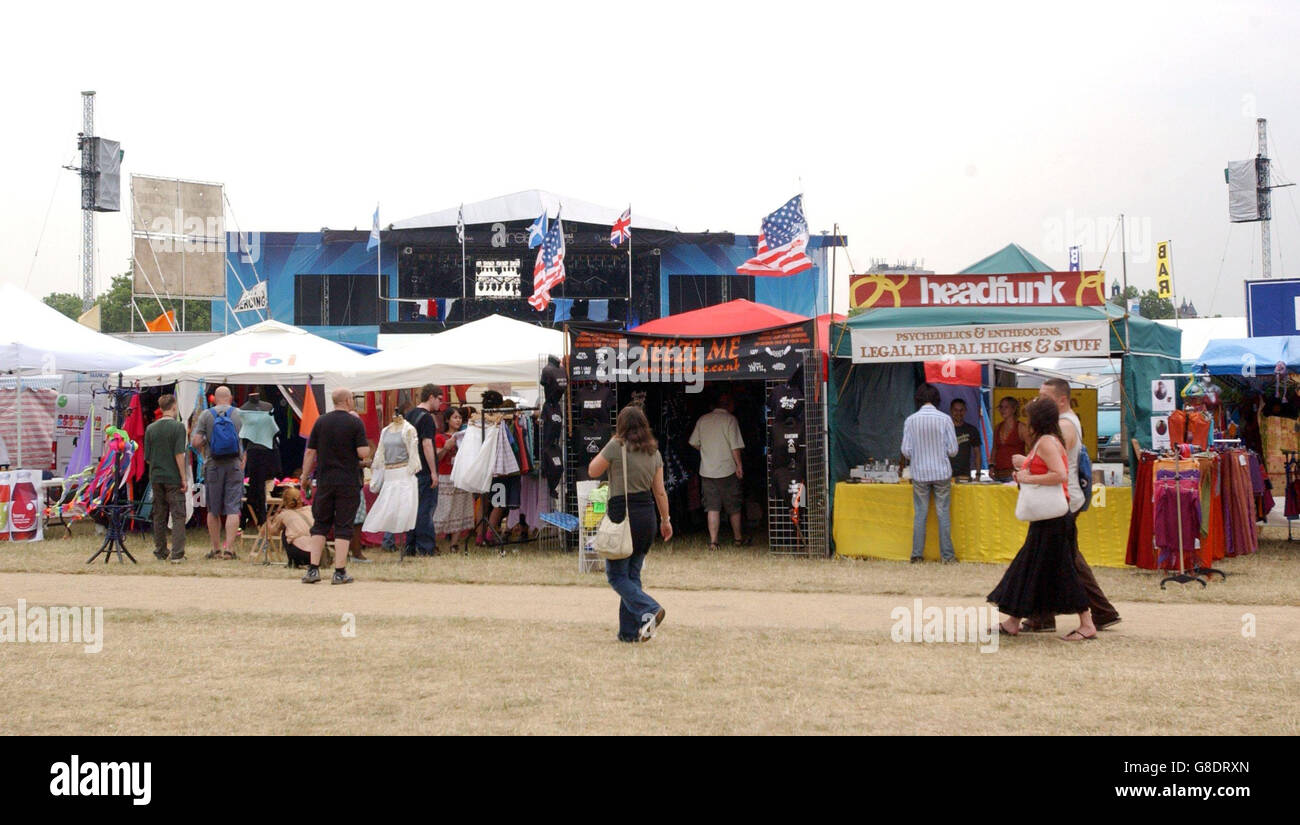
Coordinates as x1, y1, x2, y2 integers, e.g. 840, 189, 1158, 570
1153, 472, 1201, 570
125, 394, 147, 482
1125, 453, 1158, 569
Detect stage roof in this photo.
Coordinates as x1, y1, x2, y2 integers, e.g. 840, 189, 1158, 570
393, 189, 678, 232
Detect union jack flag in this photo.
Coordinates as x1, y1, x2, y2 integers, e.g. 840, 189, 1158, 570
610, 206, 631, 247
528, 218, 567, 311
736, 195, 814, 277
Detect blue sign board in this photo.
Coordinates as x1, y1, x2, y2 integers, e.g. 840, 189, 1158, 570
1246, 278, 1300, 337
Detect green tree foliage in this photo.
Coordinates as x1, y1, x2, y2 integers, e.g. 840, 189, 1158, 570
42, 292, 85, 320
44, 272, 212, 332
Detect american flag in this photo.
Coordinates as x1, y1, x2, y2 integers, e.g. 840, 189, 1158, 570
736, 195, 814, 276
610, 206, 631, 247
527, 218, 566, 311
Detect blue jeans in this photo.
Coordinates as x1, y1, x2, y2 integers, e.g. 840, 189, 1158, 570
406, 474, 438, 555
606, 551, 661, 640
912, 479, 955, 561
605, 491, 661, 640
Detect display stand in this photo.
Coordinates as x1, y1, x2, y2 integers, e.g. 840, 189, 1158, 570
85, 447, 136, 565
1156, 453, 1205, 589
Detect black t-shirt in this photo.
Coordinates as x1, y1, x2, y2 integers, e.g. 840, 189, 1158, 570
405, 407, 438, 476
574, 384, 615, 430
307, 410, 368, 487
541, 361, 568, 406
951, 421, 981, 476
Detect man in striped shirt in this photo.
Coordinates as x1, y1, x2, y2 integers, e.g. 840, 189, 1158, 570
900, 383, 959, 564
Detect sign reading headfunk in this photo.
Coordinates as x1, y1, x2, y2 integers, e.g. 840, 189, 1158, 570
850, 271, 1106, 309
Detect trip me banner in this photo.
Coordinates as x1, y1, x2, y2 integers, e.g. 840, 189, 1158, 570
569, 322, 815, 382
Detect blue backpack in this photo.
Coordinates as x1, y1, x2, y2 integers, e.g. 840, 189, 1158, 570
1077, 445, 1093, 512
209, 407, 240, 458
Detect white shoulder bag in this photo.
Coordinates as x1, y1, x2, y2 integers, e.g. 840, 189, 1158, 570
594, 443, 634, 560
1014, 439, 1070, 522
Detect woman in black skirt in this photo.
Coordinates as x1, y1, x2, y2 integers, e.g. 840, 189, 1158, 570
588, 405, 673, 643
988, 396, 1097, 641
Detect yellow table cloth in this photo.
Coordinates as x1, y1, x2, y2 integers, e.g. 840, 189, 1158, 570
832, 482, 1131, 567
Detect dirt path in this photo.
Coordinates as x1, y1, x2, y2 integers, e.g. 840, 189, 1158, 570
0, 571, 1294, 642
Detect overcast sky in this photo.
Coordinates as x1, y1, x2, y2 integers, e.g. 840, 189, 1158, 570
3, 0, 1299, 318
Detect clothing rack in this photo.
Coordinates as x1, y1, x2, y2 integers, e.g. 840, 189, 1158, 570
1153, 454, 1205, 589
472, 404, 542, 556
1284, 449, 1300, 542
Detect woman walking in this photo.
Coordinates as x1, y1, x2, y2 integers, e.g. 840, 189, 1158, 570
991, 396, 1029, 481
988, 396, 1097, 641
587, 406, 672, 643
363, 405, 421, 539
433, 407, 475, 551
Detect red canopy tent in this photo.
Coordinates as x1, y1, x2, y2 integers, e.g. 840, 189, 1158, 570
631, 299, 809, 337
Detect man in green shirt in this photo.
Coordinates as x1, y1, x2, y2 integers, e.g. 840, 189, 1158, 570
143, 394, 189, 562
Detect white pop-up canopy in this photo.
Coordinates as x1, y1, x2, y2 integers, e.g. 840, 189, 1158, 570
0, 283, 169, 373
334, 314, 564, 392
120, 319, 369, 387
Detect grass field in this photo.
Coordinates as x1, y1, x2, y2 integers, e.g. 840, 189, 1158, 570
1, 523, 1297, 735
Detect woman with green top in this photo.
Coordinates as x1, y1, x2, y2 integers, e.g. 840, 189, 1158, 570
587, 405, 673, 643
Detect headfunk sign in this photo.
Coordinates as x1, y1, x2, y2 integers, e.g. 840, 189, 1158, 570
850, 271, 1106, 309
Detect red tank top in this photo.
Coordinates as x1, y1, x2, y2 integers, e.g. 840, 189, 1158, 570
1027, 441, 1069, 500
993, 421, 1026, 472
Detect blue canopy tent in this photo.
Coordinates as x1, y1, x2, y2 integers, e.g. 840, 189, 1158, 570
1194, 335, 1300, 376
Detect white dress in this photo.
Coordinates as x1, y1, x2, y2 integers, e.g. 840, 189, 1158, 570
362, 421, 421, 534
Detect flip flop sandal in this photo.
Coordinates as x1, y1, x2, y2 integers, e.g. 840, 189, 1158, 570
707, 542, 720, 552
998, 624, 1020, 636
733, 537, 753, 547
1061, 629, 1097, 642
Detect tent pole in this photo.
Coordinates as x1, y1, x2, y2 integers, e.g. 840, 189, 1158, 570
15, 372, 22, 469
1120, 213, 1131, 468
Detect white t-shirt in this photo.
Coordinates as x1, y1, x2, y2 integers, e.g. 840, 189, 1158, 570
689, 409, 745, 478
1060, 409, 1084, 513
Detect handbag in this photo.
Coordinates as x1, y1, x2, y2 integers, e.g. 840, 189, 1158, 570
593, 443, 634, 560
1014, 440, 1070, 522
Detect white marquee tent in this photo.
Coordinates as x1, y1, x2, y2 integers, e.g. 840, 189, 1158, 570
119, 319, 371, 416
334, 314, 565, 393
0, 283, 169, 374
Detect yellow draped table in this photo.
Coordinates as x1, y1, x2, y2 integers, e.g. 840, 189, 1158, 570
832, 482, 1131, 568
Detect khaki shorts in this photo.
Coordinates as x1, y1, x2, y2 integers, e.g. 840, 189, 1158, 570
701, 474, 742, 515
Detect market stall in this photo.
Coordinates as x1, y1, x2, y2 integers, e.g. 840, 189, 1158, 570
569, 299, 829, 556
829, 265, 1182, 566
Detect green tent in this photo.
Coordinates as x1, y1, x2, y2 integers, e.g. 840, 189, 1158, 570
958, 242, 1054, 275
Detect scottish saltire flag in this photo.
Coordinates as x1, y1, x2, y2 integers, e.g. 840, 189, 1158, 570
456, 205, 465, 243
528, 212, 549, 249
610, 206, 631, 247
528, 218, 567, 311
1068, 245, 1081, 271
737, 195, 814, 276
367, 205, 380, 251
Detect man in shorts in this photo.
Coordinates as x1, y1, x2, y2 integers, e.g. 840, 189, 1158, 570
689, 392, 746, 549
192, 386, 244, 559
300, 388, 370, 585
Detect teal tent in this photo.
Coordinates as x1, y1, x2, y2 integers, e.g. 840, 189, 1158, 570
829, 256, 1182, 505
958, 243, 1054, 275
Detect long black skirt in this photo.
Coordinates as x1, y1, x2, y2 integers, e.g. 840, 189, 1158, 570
987, 515, 1090, 618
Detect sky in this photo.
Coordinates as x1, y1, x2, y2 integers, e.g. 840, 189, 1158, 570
3, 0, 1299, 319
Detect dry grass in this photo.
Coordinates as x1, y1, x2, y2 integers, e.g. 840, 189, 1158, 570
7, 522, 1300, 606
2, 607, 1293, 736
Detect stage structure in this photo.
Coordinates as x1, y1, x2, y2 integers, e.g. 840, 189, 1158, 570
130, 174, 231, 331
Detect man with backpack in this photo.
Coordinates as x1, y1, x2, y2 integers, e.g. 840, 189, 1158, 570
192, 385, 245, 560
404, 384, 444, 557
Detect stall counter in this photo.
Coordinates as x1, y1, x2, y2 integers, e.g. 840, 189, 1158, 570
832, 481, 1131, 568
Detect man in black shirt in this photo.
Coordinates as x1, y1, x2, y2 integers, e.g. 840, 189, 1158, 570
404, 383, 444, 556
949, 399, 982, 479
301, 388, 370, 584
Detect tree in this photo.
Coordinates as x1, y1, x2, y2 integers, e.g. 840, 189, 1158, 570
47, 272, 213, 333
1108, 285, 1174, 319
42, 292, 85, 320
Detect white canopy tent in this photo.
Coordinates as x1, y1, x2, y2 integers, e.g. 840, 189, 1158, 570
0, 284, 169, 469
119, 319, 371, 417
0, 283, 169, 374
334, 314, 565, 393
